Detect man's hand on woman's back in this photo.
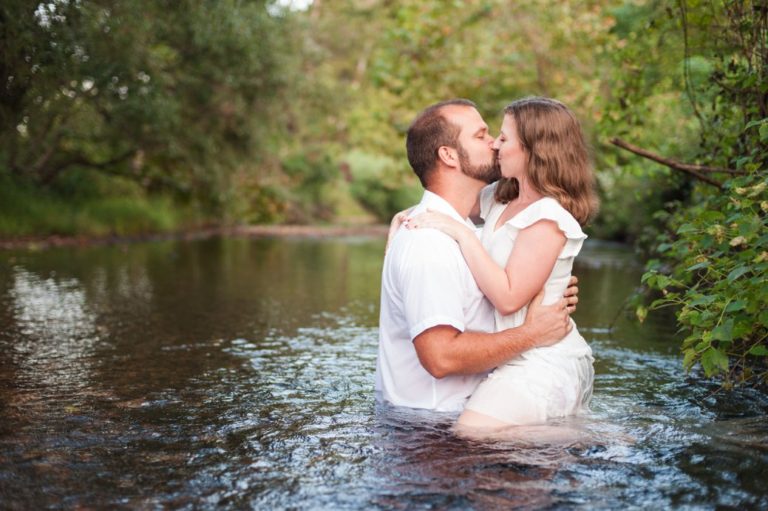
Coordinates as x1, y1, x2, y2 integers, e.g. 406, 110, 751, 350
523, 290, 572, 347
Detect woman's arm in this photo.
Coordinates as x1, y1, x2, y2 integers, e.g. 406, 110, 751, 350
408, 211, 565, 315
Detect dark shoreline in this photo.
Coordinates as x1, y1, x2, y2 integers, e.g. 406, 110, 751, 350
0, 224, 390, 251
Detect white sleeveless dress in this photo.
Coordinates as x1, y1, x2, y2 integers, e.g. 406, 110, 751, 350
463, 184, 594, 425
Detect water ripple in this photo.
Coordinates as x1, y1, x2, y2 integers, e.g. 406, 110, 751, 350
1, 239, 766, 509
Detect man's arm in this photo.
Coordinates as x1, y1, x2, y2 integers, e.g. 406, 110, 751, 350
413, 291, 573, 379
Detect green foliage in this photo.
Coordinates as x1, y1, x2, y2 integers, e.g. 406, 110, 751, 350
1, 0, 291, 215
642, 173, 768, 386
635, 1, 767, 387
345, 150, 422, 221
299, 0, 636, 227
280, 147, 340, 222
591, 1, 702, 243
1, 0, 763, 263
3, 0, 695, 232
0, 171, 179, 237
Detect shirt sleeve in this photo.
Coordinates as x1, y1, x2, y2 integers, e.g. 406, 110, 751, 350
398, 231, 468, 340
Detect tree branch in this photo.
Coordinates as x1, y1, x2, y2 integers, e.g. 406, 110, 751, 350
39, 150, 136, 185
610, 138, 741, 190
30, 132, 64, 175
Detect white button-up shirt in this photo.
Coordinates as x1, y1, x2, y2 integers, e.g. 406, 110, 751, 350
374, 191, 495, 412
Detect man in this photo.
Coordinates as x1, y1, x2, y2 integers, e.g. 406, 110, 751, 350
375, 99, 578, 412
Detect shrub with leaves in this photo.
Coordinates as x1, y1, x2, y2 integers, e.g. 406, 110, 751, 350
641, 172, 768, 386
627, 1, 767, 386
344, 150, 422, 222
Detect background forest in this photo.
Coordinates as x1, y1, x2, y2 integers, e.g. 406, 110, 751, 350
1, 0, 766, 384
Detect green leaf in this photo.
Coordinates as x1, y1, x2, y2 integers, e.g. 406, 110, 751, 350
759, 310, 768, 328
645, 259, 663, 272
724, 300, 746, 312
689, 294, 716, 307
710, 318, 733, 342
700, 210, 725, 222
748, 345, 768, 356
683, 348, 698, 370
677, 223, 698, 234
686, 310, 703, 327
636, 305, 648, 323
727, 266, 750, 282
700, 347, 729, 377
732, 318, 753, 339
760, 123, 768, 143
682, 334, 700, 349
686, 261, 710, 271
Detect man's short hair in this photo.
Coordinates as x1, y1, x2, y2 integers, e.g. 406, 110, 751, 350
406, 99, 477, 187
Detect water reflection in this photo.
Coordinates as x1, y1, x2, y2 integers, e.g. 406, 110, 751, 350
8, 267, 99, 393
0, 237, 766, 509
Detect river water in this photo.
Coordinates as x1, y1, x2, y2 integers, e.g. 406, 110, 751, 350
0, 236, 765, 509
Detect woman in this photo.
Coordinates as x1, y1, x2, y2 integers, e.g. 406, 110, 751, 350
402, 97, 598, 430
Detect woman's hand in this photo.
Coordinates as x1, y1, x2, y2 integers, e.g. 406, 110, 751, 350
406, 210, 473, 242
385, 208, 412, 252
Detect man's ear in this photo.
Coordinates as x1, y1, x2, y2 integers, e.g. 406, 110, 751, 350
437, 146, 458, 168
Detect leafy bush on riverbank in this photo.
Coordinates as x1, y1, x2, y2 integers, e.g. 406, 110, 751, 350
642, 173, 768, 386
345, 150, 422, 221
632, 2, 767, 386
0, 172, 181, 237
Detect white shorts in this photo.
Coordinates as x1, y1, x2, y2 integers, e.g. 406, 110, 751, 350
464, 351, 594, 426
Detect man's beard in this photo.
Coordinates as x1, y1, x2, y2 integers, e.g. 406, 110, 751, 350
457, 144, 501, 184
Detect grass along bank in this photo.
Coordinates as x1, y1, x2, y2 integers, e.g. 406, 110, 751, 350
0, 172, 189, 239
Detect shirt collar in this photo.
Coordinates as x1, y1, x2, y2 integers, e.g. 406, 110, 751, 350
413, 190, 475, 229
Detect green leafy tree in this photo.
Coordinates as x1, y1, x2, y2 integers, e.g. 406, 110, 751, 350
627, 1, 767, 386
295, 0, 631, 222
1, 0, 291, 216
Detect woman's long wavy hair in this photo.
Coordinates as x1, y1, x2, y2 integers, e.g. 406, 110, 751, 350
494, 97, 599, 226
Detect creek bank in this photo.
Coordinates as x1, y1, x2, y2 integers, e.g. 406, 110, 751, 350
0, 224, 390, 251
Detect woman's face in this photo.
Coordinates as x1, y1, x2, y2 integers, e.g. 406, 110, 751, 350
492, 115, 527, 180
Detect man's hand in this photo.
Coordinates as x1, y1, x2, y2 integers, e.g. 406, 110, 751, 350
523, 290, 572, 348
564, 275, 579, 314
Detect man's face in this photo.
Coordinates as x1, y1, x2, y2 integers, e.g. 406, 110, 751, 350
446, 106, 500, 184
457, 142, 500, 184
